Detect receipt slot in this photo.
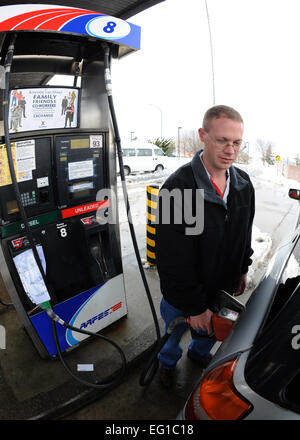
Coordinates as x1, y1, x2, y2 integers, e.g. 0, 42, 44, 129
0, 4, 141, 358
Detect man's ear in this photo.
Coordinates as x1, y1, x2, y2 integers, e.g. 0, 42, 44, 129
198, 128, 206, 142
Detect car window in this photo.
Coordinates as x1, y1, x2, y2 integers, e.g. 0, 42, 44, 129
258, 236, 300, 331
281, 238, 300, 284
137, 148, 152, 157
122, 148, 136, 157
154, 149, 164, 156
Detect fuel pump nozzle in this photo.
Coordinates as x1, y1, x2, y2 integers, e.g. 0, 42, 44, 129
90, 240, 109, 279
140, 290, 245, 384
188, 290, 246, 342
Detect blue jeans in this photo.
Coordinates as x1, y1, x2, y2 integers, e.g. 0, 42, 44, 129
158, 298, 216, 369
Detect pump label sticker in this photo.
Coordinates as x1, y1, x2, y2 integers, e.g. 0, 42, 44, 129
11, 236, 28, 249
0, 143, 16, 186
15, 140, 36, 181
61, 199, 109, 219
0, 140, 35, 186
80, 215, 97, 226
90, 135, 103, 149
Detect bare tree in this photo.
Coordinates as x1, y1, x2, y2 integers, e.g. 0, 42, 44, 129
255, 138, 275, 165
236, 141, 250, 164
179, 129, 204, 157
294, 154, 300, 166
236, 150, 250, 164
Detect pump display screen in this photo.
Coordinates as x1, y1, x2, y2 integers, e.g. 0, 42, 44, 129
70, 139, 89, 149
8, 87, 79, 133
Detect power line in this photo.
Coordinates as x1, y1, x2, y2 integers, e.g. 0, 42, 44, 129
205, 0, 216, 105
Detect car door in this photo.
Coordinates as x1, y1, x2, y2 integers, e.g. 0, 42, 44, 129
136, 148, 153, 172
120, 147, 136, 173
153, 147, 167, 170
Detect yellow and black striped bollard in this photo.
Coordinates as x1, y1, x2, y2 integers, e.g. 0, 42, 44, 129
146, 185, 159, 266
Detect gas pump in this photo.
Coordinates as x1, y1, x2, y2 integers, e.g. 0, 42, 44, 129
0, 4, 142, 366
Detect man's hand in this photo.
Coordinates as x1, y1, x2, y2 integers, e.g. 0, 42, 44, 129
189, 309, 213, 334
235, 273, 247, 296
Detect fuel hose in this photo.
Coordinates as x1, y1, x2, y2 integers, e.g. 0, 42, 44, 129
47, 307, 126, 389
103, 44, 162, 386
0, 298, 13, 307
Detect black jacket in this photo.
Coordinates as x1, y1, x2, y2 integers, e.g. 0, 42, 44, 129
156, 150, 255, 316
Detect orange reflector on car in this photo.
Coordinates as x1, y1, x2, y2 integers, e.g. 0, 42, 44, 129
185, 358, 252, 420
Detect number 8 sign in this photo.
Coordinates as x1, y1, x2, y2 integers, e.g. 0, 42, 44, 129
86, 16, 131, 40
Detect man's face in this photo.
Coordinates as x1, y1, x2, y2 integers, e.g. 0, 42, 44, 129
198, 117, 244, 171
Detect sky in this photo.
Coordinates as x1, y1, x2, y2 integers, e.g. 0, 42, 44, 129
111, 0, 300, 161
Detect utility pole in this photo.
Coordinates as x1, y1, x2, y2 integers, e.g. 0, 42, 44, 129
177, 126, 182, 157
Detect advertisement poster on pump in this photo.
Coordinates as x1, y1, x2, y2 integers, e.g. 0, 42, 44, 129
9, 87, 79, 133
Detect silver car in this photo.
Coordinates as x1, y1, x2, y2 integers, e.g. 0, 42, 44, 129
179, 188, 300, 420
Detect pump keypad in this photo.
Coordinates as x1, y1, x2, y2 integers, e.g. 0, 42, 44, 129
20, 191, 37, 206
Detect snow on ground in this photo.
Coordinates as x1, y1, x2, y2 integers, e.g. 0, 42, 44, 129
237, 160, 300, 190
247, 225, 272, 287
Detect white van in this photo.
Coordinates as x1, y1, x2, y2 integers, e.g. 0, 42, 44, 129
117, 143, 169, 176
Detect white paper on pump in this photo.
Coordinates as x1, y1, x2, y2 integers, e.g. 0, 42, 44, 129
68, 160, 93, 180
13, 245, 50, 305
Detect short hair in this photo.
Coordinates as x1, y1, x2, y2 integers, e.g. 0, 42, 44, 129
202, 105, 243, 132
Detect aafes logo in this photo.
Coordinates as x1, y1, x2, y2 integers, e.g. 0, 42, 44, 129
80, 301, 122, 330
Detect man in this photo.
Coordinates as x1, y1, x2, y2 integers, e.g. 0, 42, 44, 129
10, 103, 23, 132
156, 105, 255, 387
61, 96, 68, 115
64, 102, 74, 128
19, 96, 26, 118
